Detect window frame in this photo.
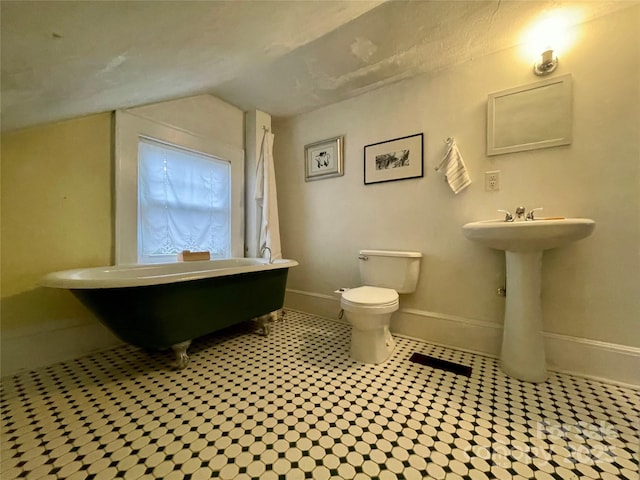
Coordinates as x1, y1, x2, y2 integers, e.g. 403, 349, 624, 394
114, 111, 244, 265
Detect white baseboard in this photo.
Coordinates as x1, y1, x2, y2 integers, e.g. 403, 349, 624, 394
1, 321, 123, 378
392, 307, 503, 358
544, 333, 640, 388
4, 290, 637, 388
285, 289, 347, 324
285, 289, 640, 388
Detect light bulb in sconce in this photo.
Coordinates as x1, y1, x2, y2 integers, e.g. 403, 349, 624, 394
534, 48, 558, 76
523, 8, 580, 76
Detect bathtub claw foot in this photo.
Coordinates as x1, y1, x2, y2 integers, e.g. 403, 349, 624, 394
171, 341, 191, 370
261, 323, 271, 336
256, 315, 270, 336
253, 313, 274, 336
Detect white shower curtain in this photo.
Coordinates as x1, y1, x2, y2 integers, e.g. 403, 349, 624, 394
255, 129, 282, 260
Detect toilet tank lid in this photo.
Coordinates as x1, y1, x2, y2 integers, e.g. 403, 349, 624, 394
359, 249, 422, 258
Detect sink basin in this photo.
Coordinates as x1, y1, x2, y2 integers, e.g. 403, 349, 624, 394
463, 217, 595, 382
462, 218, 596, 252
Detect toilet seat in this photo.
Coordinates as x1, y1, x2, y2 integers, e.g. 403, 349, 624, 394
341, 286, 399, 314
342, 286, 398, 305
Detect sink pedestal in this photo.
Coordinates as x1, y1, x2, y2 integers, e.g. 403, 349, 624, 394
501, 251, 547, 382
462, 217, 596, 383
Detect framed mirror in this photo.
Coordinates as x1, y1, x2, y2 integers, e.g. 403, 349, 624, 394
487, 74, 572, 156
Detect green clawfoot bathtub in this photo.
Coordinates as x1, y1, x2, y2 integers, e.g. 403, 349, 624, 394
41, 258, 298, 369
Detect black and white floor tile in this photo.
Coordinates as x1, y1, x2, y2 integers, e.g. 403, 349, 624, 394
1, 310, 638, 480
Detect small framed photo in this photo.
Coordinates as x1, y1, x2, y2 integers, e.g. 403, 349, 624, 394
304, 136, 344, 182
364, 133, 424, 185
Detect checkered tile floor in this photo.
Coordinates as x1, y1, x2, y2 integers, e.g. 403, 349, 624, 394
1, 310, 638, 480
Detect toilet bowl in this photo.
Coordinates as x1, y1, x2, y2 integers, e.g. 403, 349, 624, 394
340, 249, 422, 365
341, 286, 399, 364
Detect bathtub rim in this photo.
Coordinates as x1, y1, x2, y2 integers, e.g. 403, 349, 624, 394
40, 258, 298, 290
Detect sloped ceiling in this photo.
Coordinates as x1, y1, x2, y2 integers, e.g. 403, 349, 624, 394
0, 0, 631, 132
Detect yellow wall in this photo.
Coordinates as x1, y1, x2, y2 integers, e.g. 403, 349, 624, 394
1, 113, 113, 332
0, 96, 244, 376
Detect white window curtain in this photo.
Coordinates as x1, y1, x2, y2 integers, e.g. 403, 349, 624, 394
138, 138, 231, 261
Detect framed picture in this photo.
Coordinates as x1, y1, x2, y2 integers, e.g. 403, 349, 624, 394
364, 133, 423, 185
304, 136, 344, 181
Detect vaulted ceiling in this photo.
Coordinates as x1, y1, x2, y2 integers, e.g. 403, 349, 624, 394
1, 0, 630, 132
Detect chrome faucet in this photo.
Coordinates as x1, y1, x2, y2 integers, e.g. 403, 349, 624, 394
497, 209, 514, 222
260, 246, 272, 264
526, 207, 544, 221
499, 206, 543, 222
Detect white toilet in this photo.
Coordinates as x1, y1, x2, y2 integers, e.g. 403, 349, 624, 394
340, 249, 422, 364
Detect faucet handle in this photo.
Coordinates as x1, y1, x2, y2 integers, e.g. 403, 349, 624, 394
526, 207, 544, 221
260, 246, 272, 263
497, 209, 513, 222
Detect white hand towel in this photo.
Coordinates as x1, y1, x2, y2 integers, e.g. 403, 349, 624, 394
435, 140, 471, 194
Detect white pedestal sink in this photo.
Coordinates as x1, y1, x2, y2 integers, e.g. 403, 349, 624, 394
463, 218, 596, 382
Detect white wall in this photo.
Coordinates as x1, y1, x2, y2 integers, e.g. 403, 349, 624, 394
129, 95, 244, 148
275, 7, 640, 385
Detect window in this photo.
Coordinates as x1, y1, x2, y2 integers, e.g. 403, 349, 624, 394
138, 138, 231, 262
115, 111, 244, 264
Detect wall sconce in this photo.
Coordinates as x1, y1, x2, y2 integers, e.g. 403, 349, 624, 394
523, 9, 580, 77
533, 48, 558, 76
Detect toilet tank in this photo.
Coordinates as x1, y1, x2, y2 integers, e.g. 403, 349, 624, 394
359, 249, 422, 294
